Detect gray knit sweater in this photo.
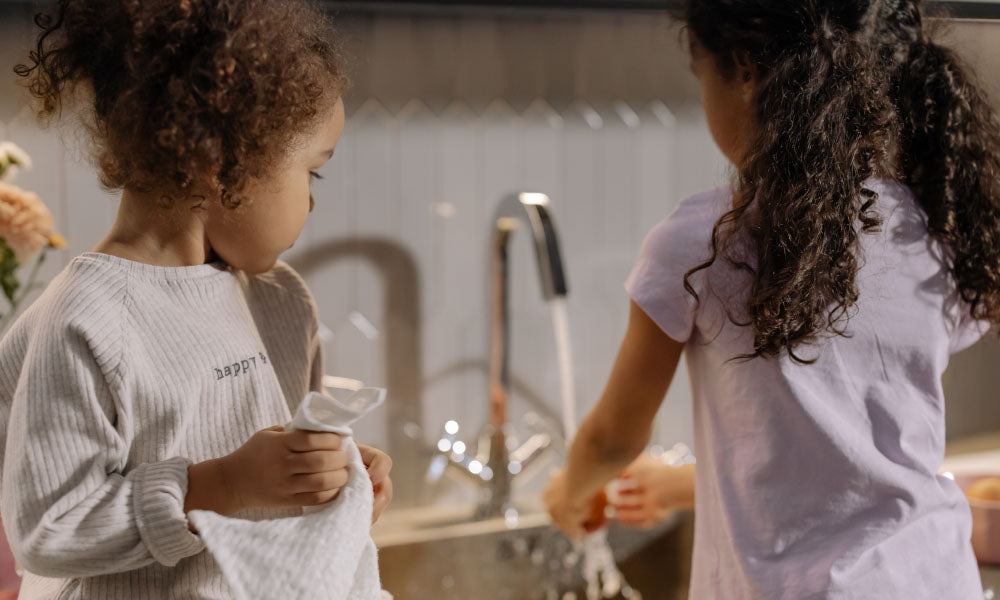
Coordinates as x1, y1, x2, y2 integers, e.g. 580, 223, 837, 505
0, 253, 324, 599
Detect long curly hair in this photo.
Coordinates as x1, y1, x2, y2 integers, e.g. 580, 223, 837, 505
14, 0, 348, 208
674, 0, 1000, 363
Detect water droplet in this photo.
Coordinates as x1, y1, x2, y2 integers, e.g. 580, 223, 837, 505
441, 575, 455, 589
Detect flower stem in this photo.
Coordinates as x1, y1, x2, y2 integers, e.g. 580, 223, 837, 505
0, 247, 49, 333
14, 248, 47, 306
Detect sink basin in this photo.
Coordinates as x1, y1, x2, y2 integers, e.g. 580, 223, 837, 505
372, 500, 548, 546
374, 504, 694, 600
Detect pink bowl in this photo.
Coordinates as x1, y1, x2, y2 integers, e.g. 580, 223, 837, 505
954, 474, 1000, 565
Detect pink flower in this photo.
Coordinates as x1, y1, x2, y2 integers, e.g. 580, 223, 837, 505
0, 182, 55, 257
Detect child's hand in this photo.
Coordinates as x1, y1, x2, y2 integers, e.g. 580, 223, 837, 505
219, 426, 349, 512
611, 454, 695, 529
544, 469, 607, 540
358, 444, 393, 523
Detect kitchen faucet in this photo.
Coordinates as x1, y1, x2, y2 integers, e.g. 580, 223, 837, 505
427, 192, 569, 519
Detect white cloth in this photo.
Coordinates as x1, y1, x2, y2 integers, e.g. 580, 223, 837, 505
188, 388, 390, 600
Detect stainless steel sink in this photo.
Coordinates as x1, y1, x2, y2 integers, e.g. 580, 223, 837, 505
374, 506, 694, 600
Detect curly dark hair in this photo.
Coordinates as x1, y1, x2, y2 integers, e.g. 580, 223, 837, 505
14, 0, 349, 207
674, 0, 1000, 363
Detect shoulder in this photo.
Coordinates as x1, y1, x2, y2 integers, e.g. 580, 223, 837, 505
641, 186, 732, 259
26, 256, 129, 335
245, 261, 319, 327
252, 261, 313, 300
2, 256, 130, 376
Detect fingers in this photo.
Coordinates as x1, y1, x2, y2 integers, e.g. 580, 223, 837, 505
359, 445, 393, 485
293, 489, 342, 506
561, 519, 587, 541
283, 430, 343, 452
614, 504, 658, 529
287, 449, 349, 475
372, 476, 393, 524
582, 512, 608, 533
611, 488, 648, 509
291, 469, 349, 495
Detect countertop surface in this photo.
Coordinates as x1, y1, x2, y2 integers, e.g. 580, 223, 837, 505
982, 566, 1000, 593
945, 431, 1000, 594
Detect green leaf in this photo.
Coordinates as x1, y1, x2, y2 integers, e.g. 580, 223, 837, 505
1, 272, 19, 304
0, 239, 20, 305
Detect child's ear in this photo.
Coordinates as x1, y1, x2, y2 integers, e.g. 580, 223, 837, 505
731, 51, 759, 103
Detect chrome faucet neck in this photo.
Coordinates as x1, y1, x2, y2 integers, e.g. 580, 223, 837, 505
479, 192, 568, 518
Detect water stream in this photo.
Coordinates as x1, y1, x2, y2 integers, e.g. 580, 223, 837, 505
549, 299, 641, 600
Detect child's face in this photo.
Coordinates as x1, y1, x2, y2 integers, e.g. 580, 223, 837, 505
688, 33, 758, 166
205, 99, 346, 274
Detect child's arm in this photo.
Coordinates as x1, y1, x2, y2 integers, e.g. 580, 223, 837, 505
545, 300, 683, 538
4, 325, 351, 578
2, 326, 202, 578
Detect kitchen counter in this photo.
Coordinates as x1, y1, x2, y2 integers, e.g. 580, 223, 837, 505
944, 431, 1000, 594
983, 566, 1000, 593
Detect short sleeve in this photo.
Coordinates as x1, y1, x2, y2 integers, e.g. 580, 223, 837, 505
625, 188, 728, 343
949, 309, 991, 354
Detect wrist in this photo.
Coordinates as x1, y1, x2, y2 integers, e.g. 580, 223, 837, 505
186, 458, 242, 516
213, 456, 245, 514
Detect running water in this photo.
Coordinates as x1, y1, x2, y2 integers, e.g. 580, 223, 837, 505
549, 299, 642, 600
550, 299, 576, 440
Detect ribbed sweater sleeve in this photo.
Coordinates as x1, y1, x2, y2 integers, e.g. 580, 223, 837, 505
1, 309, 203, 578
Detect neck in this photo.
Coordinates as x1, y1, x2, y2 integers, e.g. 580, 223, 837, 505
94, 188, 214, 267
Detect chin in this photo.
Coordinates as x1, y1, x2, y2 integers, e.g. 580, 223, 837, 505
232, 257, 278, 275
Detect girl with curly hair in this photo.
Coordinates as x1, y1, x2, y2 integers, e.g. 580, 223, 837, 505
0, 1, 393, 597
546, 0, 1000, 597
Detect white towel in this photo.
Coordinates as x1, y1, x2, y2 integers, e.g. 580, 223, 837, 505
188, 388, 391, 600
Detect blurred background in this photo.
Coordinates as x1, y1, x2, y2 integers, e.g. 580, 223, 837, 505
1, 0, 999, 514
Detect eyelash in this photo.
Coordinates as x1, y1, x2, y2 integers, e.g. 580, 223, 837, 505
310, 171, 324, 181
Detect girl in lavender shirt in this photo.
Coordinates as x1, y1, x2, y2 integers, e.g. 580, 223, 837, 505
546, 1, 1000, 598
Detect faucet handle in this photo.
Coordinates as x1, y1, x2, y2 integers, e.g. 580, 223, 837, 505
424, 419, 462, 484
424, 419, 489, 487
508, 432, 552, 474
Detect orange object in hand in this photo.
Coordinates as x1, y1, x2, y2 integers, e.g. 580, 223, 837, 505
583, 489, 609, 533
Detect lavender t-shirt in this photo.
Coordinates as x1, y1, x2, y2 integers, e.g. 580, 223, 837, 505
626, 180, 985, 599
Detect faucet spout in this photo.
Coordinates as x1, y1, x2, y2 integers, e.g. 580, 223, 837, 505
493, 192, 569, 301
489, 193, 568, 427
479, 192, 568, 519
